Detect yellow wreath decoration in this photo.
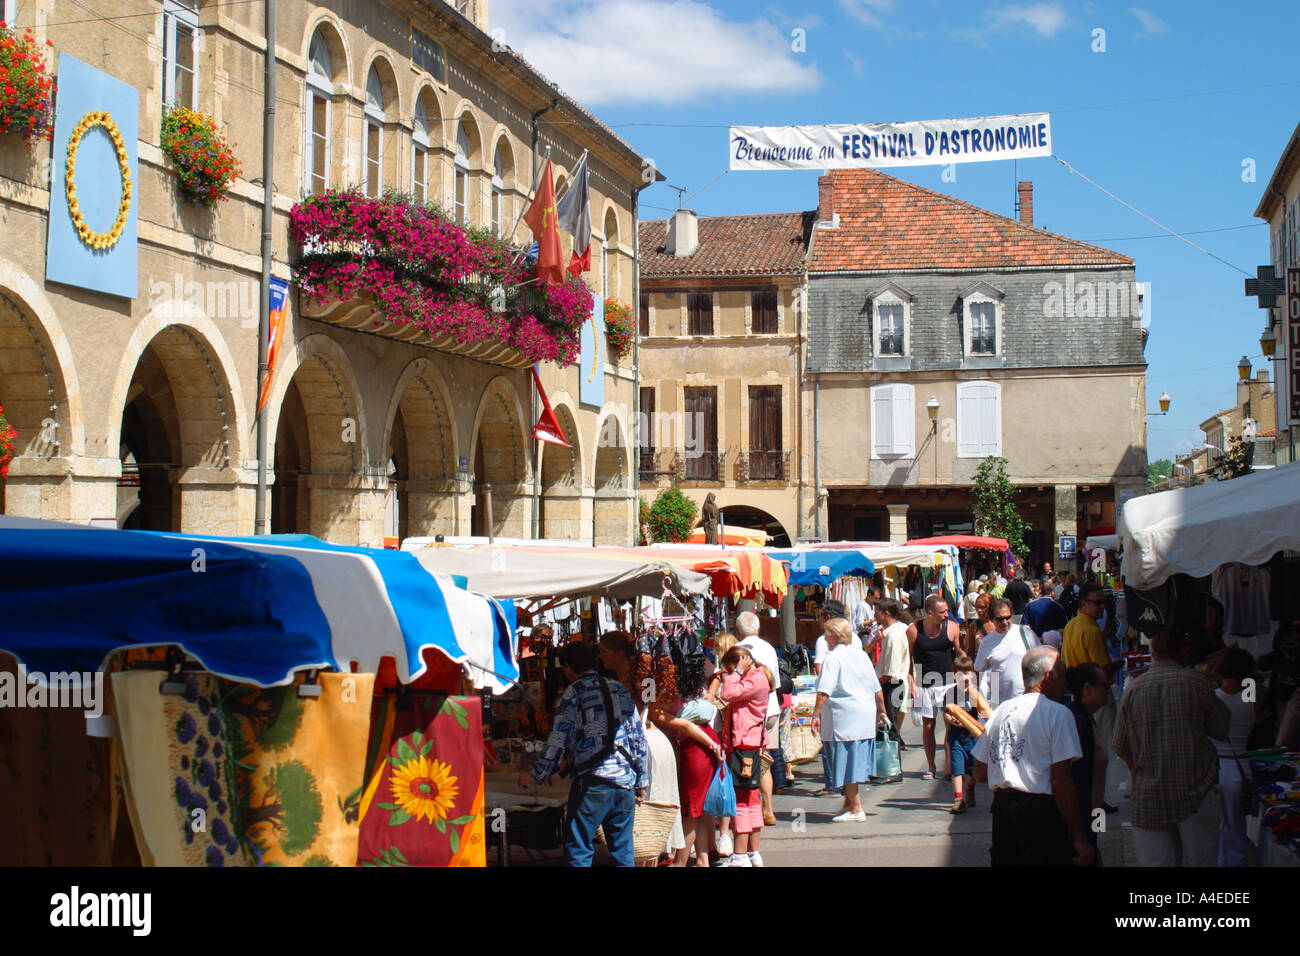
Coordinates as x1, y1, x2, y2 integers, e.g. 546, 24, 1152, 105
64, 110, 133, 251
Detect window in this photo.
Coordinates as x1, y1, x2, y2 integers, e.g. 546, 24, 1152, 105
683, 387, 718, 479
454, 120, 470, 224
878, 304, 904, 355
412, 98, 431, 204
304, 30, 334, 195
603, 209, 619, 300
162, 1, 199, 108
961, 283, 1005, 357
870, 383, 915, 458
3, 1, 16, 27
748, 386, 783, 479
752, 289, 778, 334
411, 27, 445, 82
363, 65, 385, 198
639, 292, 650, 337
491, 145, 505, 236
969, 302, 996, 354
639, 387, 655, 477
956, 381, 1002, 457
687, 293, 713, 336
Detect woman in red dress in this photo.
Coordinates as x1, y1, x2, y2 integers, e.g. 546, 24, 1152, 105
661, 656, 723, 866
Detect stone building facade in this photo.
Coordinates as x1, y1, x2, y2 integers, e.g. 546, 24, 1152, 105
805, 171, 1148, 569
0, 0, 648, 545
637, 209, 813, 544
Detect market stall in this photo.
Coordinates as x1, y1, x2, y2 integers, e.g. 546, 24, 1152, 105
0, 516, 517, 867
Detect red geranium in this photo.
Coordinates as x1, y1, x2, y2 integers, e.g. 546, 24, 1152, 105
0, 403, 17, 478
160, 105, 241, 205
0, 25, 55, 144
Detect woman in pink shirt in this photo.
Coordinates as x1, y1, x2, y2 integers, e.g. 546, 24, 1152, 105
719, 645, 773, 867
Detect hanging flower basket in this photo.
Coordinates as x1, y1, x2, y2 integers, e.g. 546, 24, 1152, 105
0, 24, 55, 145
604, 299, 635, 363
160, 105, 242, 205
0, 403, 16, 478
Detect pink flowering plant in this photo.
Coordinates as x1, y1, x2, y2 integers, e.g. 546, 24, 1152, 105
289, 190, 594, 366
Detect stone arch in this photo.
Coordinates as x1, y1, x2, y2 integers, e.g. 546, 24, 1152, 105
469, 374, 529, 538
108, 308, 245, 533
538, 402, 582, 541
718, 503, 791, 548
592, 410, 631, 545
360, 49, 402, 118
265, 333, 367, 540
0, 269, 83, 517
383, 358, 458, 539
411, 83, 445, 205
451, 103, 484, 166
302, 13, 350, 88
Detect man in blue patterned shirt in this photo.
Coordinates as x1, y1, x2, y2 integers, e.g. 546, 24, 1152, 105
517, 642, 648, 866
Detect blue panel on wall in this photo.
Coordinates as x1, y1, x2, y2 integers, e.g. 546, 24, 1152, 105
45, 55, 139, 299
579, 298, 605, 408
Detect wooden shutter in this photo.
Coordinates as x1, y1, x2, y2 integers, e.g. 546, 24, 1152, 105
639, 293, 650, 337
752, 290, 777, 334
872, 386, 894, 457
684, 387, 717, 478
688, 293, 714, 335
892, 385, 915, 455
958, 382, 1001, 457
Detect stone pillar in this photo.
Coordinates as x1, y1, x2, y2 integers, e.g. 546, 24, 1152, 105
2, 455, 118, 524
886, 503, 909, 544
404, 478, 460, 538
593, 489, 634, 546
542, 489, 583, 541
177, 467, 243, 536
1054, 484, 1078, 575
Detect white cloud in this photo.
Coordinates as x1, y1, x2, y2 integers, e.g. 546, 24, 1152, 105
1129, 6, 1171, 33
843, 48, 866, 78
491, 0, 822, 106
835, 0, 895, 28
992, 3, 1068, 37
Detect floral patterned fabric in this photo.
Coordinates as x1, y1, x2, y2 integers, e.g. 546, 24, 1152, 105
111, 670, 249, 866
357, 695, 486, 867
226, 673, 375, 866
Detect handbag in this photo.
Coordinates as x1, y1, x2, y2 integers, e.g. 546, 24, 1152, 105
703, 761, 737, 817
1231, 754, 1259, 817
872, 718, 902, 783
728, 748, 764, 790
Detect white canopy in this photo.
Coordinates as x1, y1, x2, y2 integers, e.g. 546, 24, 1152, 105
1118, 461, 1300, 590
409, 546, 712, 600
1085, 534, 1120, 551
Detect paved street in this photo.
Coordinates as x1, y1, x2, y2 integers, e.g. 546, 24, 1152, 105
762, 722, 1136, 867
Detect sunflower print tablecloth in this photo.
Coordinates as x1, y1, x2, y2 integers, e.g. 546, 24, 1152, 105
225, 673, 375, 866
357, 695, 485, 867
111, 670, 250, 866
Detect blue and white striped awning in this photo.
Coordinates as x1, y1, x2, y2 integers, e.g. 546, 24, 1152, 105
0, 516, 517, 691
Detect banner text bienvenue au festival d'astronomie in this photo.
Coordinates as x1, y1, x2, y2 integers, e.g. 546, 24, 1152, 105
729, 113, 1051, 170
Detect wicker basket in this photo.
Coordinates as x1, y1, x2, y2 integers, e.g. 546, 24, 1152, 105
632, 800, 680, 861
787, 722, 822, 763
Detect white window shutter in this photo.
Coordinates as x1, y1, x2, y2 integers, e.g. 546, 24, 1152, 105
872, 388, 893, 457
957, 386, 979, 457
893, 385, 914, 455
983, 384, 1002, 456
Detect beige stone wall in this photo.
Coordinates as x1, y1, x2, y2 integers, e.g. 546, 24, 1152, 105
0, 0, 641, 546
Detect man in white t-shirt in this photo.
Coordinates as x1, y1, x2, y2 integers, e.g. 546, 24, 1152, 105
973, 646, 1093, 867
873, 598, 911, 747
974, 598, 1039, 706
736, 611, 780, 825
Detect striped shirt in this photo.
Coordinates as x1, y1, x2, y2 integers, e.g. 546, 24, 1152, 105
532, 673, 648, 790
1112, 662, 1230, 828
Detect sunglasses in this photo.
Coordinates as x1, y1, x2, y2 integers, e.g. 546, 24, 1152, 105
993, 615, 1013, 623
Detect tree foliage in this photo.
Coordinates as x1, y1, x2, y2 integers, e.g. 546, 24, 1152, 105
971, 457, 1031, 559
1146, 458, 1172, 486
644, 487, 698, 543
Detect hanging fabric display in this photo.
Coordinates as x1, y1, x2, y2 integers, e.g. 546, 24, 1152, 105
357, 695, 486, 867
225, 672, 376, 866
112, 670, 251, 867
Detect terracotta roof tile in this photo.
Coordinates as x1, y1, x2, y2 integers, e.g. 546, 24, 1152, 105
638, 211, 815, 278
808, 169, 1133, 272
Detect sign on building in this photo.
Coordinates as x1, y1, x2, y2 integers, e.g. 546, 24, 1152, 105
1058, 535, 1076, 558
729, 113, 1051, 171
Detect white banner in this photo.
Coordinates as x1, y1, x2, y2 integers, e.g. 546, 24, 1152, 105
729, 113, 1051, 170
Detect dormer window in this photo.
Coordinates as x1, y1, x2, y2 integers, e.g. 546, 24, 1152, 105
961, 282, 1005, 357
870, 284, 912, 358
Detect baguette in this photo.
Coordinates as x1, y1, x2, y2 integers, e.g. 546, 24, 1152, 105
945, 702, 986, 737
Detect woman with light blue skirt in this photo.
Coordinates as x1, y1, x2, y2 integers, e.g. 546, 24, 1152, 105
812, 618, 887, 823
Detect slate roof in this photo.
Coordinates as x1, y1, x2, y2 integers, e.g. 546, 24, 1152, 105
638, 211, 815, 278
808, 169, 1132, 272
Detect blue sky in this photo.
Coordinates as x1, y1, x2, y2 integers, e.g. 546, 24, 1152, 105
494, 0, 1299, 462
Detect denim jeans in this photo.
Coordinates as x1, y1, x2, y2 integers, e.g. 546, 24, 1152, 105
564, 776, 636, 867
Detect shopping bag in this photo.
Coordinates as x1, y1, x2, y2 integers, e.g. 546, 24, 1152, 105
871, 720, 903, 783
703, 761, 737, 817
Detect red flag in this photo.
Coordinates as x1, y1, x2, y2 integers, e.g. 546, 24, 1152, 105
523, 159, 565, 286
531, 365, 570, 447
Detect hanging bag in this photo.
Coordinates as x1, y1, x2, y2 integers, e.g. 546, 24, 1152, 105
872, 717, 903, 783
703, 760, 738, 817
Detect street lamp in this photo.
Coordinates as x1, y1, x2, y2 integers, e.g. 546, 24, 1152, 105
1243, 418, 1258, 442
1238, 355, 1251, 381
1149, 392, 1171, 416
1261, 327, 1277, 357
926, 396, 939, 486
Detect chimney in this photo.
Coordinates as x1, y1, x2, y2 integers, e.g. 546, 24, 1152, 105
818, 174, 835, 222
665, 208, 698, 257
1017, 181, 1033, 226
